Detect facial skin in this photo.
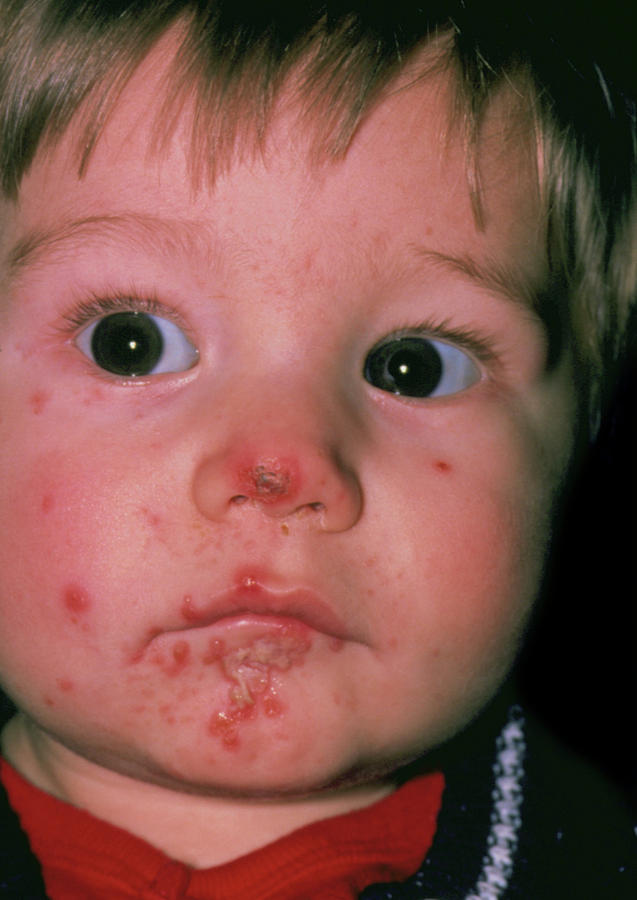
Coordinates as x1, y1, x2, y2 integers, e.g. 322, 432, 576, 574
0, 40, 576, 863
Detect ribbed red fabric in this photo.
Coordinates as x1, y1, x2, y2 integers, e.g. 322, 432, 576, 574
1, 759, 443, 900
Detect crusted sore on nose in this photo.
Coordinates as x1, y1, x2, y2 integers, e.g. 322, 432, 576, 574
252, 465, 290, 497
230, 459, 296, 507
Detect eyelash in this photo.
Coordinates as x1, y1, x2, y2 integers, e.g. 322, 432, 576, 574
383, 319, 497, 366
60, 292, 185, 335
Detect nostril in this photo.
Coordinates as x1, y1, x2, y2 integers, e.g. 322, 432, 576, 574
194, 450, 361, 531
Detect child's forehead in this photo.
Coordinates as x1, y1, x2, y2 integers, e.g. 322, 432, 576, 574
18, 42, 535, 199
6, 33, 545, 313
14, 27, 536, 208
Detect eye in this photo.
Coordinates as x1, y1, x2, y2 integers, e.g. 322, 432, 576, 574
75, 311, 199, 377
363, 336, 480, 398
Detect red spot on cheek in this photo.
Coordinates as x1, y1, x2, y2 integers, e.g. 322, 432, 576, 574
172, 640, 190, 667
139, 506, 163, 529
41, 494, 55, 514
56, 678, 74, 692
433, 460, 452, 474
29, 391, 49, 415
149, 640, 192, 676
64, 585, 91, 613
62, 584, 91, 623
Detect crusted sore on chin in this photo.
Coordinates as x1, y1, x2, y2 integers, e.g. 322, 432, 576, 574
207, 626, 312, 750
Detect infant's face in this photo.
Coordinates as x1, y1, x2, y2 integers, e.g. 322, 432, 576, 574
0, 50, 575, 795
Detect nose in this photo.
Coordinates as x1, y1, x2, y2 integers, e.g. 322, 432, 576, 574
192, 442, 362, 532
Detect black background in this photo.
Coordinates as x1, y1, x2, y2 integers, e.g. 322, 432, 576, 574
517, 360, 635, 808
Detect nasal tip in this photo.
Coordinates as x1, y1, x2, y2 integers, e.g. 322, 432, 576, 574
193, 447, 362, 531
232, 460, 297, 507
251, 465, 291, 498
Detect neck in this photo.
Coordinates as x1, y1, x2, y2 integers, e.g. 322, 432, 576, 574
1, 713, 393, 868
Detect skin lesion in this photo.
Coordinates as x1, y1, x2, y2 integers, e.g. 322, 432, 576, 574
62, 584, 92, 619
206, 630, 311, 749
40, 493, 55, 514
252, 465, 291, 497
28, 390, 50, 415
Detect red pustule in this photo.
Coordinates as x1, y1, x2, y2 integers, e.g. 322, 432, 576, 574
62, 585, 91, 623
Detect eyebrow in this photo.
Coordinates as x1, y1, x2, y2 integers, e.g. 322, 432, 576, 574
409, 246, 544, 313
8, 212, 547, 323
7, 212, 215, 277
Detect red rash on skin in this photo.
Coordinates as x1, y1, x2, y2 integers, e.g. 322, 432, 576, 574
28, 391, 49, 415
40, 494, 55, 514
180, 595, 200, 622
172, 640, 190, 665
139, 506, 162, 529
433, 460, 452, 473
207, 628, 311, 749
62, 585, 91, 621
233, 457, 301, 505
134, 626, 310, 745
148, 640, 192, 677
56, 678, 74, 692
202, 639, 225, 664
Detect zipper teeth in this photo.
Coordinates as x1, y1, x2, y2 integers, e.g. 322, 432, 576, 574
372, 706, 526, 900
464, 706, 526, 900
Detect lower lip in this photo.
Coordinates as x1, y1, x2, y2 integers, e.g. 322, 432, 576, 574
197, 613, 313, 649
180, 589, 350, 643
200, 615, 315, 665
133, 613, 318, 672
181, 613, 347, 659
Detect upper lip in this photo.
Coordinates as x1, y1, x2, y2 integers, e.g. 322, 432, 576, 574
178, 581, 352, 642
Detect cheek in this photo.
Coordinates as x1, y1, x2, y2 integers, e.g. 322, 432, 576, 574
0, 434, 128, 672
431, 494, 534, 668
346, 437, 550, 751
0, 447, 98, 566
373, 409, 554, 667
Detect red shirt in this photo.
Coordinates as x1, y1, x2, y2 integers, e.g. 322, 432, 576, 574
1, 759, 443, 899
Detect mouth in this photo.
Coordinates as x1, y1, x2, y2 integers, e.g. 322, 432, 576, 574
126, 574, 360, 673
177, 581, 351, 643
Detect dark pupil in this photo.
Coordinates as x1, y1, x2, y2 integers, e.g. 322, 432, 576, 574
91, 312, 163, 376
364, 338, 443, 397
